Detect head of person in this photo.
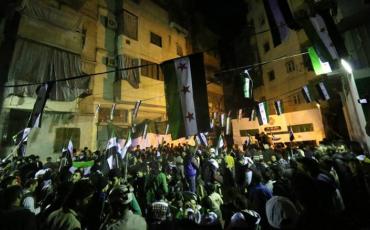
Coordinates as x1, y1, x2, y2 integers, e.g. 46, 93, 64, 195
1, 176, 18, 189
62, 180, 94, 212
108, 184, 134, 219
24, 178, 38, 192
72, 169, 83, 183
0, 185, 24, 209
266, 196, 299, 229
108, 169, 122, 187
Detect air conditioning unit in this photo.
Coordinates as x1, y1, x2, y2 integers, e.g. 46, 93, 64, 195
104, 56, 116, 67
106, 15, 117, 29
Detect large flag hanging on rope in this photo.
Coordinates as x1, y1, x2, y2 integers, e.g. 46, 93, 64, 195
263, 0, 290, 47
27, 82, 53, 128
161, 53, 210, 139
257, 102, 270, 125
242, 70, 253, 98
301, 11, 346, 63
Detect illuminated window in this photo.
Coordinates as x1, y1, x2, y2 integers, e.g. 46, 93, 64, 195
288, 123, 314, 133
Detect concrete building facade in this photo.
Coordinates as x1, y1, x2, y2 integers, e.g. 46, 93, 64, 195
0, 0, 223, 159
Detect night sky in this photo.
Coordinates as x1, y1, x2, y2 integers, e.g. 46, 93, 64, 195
195, 0, 247, 40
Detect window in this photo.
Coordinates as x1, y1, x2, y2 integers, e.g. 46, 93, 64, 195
98, 108, 129, 123
288, 123, 314, 133
150, 32, 162, 47
240, 129, 259, 137
123, 10, 138, 40
141, 59, 164, 81
263, 42, 270, 53
176, 42, 183, 56
268, 70, 275, 81
54, 128, 80, 152
292, 94, 301, 105
286, 60, 296, 73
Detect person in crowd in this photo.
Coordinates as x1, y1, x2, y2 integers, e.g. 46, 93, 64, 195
22, 178, 40, 214
0, 185, 37, 230
100, 185, 147, 230
46, 180, 95, 230
184, 150, 199, 193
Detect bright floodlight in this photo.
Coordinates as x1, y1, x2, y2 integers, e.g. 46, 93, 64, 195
341, 59, 353, 74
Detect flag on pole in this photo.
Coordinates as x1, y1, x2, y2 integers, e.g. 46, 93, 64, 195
142, 123, 148, 139
132, 100, 142, 120
121, 132, 132, 159
308, 47, 332, 75
263, 0, 289, 46
221, 113, 225, 127
110, 104, 116, 121
165, 124, 170, 135
238, 109, 243, 120
27, 82, 53, 128
249, 109, 256, 121
105, 136, 120, 170
289, 127, 295, 141
195, 133, 208, 146
215, 134, 225, 156
13, 128, 31, 144
317, 82, 330, 101
210, 119, 214, 129
94, 104, 100, 119
274, 100, 284, 115
161, 53, 210, 139
61, 139, 73, 168
242, 70, 252, 98
302, 85, 312, 103
257, 102, 270, 125
226, 116, 231, 135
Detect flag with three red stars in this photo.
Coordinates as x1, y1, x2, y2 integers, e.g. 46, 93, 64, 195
161, 53, 210, 139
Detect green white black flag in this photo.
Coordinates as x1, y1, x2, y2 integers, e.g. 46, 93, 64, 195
161, 53, 210, 139
257, 102, 269, 125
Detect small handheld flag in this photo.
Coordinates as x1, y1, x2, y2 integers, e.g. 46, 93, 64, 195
165, 124, 170, 135
289, 127, 295, 142
226, 116, 231, 135
110, 104, 116, 121
317, 82, 330, 101
143, 123, 148, 139
302, 85, 312, 103
221, 113, 225, 127
132, 100, 142, 120
94, 104, 100, 118
238, 109, 243, 120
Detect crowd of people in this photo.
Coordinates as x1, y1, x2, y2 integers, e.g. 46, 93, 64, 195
1, 138, 370, 230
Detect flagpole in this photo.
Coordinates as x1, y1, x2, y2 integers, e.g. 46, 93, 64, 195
3, 132, 29, 162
